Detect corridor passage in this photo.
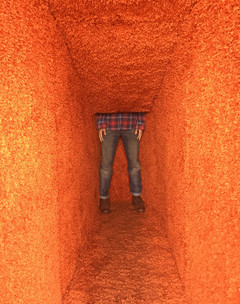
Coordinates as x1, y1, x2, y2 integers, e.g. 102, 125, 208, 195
2, 1, 239, 303
63, 202, 187, 304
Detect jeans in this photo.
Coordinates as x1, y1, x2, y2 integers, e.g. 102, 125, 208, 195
100, 129, 142, 199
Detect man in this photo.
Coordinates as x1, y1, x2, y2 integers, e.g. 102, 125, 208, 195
96, 112, 146, 214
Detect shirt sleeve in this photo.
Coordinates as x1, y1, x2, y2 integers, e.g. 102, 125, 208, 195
96, 113, 108, 130
136, 112, 146, 130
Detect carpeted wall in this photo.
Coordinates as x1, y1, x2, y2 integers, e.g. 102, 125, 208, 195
154, 1, 240, 303
1, 1, 98, 303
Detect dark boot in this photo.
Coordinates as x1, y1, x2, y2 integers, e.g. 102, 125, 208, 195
99, 198, 111, 214
132, 196, 145, 213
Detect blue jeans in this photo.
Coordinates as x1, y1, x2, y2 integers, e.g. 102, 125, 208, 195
100, 129, 142, 199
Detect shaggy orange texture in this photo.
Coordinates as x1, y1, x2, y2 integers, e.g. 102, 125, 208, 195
63, 202, 187, 304
1, 0, 98, 302
48, 0, 191, 113
154, 0, 240, 303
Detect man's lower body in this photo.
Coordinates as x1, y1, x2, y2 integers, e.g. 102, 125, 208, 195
99, 129, 145, 213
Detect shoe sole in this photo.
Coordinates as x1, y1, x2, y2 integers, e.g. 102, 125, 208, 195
99, 208, 111, 214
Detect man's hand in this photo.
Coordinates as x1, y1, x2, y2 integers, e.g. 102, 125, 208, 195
135, 129, 143, 141
99, 128, 106, 142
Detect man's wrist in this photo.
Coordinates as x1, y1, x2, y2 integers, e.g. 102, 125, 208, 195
136, 126, 145, 131
97, 125, 107, 130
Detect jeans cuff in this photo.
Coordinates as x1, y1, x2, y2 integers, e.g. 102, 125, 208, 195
131, 192, 142, 197
100, 195, 109, 199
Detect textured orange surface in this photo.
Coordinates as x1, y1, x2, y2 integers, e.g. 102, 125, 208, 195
155, 1, 240, 303
1, 1, 98, 303
48, 0, 190, 113
63, 202, 187, 304
1, 0, 240, 303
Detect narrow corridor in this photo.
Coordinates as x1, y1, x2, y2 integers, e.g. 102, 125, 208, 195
63, 202, 186, 304
2, 1, 239, 303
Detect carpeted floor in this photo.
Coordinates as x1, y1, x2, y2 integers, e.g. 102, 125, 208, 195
63, 202, 187, 304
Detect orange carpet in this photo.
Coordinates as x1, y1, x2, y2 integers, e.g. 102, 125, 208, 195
63, 202, 187, 304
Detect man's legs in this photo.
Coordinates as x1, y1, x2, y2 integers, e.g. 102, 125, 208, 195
99, 128, 144, 213
121, 129, 145, 212
121, 129, 142, 195
99, 130, 120, 199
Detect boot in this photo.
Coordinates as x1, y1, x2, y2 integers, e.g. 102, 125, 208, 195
132, 196, 145, 213
99, 198, 111, 214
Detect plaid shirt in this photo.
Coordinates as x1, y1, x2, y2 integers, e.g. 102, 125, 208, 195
96, 112, 146, 131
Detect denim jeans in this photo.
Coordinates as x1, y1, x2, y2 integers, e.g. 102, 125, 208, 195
99, 129, 142, 199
